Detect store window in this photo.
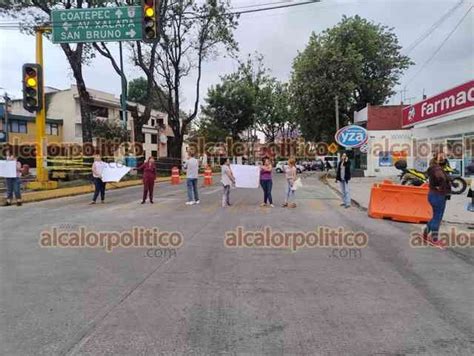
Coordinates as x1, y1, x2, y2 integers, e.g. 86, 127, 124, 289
9, 120, 27, 133
46, 123, 59, 136
464, 135, 474, 177
91, 105, 109, 119
413, 138, 429, 171
75, 124, 82, 137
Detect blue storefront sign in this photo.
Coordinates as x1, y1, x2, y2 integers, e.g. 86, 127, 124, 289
335, 125, 368, 148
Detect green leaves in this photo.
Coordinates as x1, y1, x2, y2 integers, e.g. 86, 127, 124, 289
199, 54, 298, 143
291, 15, 413, 141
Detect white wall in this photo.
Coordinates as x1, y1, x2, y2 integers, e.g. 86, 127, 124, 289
365, 130, 413, 177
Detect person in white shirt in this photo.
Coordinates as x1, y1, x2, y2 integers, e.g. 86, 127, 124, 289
282, 157, 297, 208
221, 158, 235, 208
4, 150, 22, 206
183, 152, 200, 205
90, 154, 106, 204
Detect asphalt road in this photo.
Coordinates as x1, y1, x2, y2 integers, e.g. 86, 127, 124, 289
1, 173, 473, 355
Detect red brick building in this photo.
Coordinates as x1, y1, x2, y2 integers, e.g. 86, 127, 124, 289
354, 104, 407, 130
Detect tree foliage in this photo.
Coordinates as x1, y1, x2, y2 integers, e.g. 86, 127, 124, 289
144, 0, 239, 158
291, 15, 413, 141
200, 54, 299, 143
90, 118, 128, 142
0, 0, 118, 146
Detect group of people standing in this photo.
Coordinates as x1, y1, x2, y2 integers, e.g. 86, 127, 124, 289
90, 154, 158, 205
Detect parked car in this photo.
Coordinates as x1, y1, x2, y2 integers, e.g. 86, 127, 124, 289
301, 160, 324, 171
276, 161, 305, 174
318, 156, 338, 170
313, 159, 324, 171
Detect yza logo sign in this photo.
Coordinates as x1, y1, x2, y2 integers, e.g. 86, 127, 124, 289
335, 125, 368, 148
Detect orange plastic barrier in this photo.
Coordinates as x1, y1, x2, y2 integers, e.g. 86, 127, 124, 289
204, 166, 212, 186
171, 166, 180, 185
368, 180, 432, 224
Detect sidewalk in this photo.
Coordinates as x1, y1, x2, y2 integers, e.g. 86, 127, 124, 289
326, 176, 473, 225
0, 176, 177, 205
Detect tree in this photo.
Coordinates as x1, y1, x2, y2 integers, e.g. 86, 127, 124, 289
291, 15, 413, 141
200, 63, 258, 140
255, 81, 297, 143
201, 54, 299, 143
90, 118, 128, 142
128, 77, 168, 113
146, 0, 239, 159
93, 0, 171, 145
0, 0, 116, 146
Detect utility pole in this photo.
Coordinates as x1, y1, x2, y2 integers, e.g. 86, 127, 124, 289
28, 25, 57, 190
35, 26, 47, 183
335, 95, 340, 131
3, 92, 10, 143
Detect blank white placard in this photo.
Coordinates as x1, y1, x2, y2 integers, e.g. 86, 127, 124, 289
230, 164, 260, 188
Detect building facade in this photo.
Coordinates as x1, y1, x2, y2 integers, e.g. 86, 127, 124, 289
9, 85, 173, 161
402, 80, 474, 176
354, 80, 474, 177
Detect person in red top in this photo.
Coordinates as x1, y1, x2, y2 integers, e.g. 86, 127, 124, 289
137, 156, 157, 204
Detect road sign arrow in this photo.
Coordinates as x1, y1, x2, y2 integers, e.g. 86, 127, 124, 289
126, 29, 136, 38
115, 9, 123, 18
63, 22, 71, 31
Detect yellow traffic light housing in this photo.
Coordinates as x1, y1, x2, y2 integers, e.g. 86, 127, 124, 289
142, 0, 158, 42
22, 63, 43, 113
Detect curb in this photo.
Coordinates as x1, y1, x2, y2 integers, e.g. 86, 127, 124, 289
320, 176, 366, 211
320, 176, 471, 226
1, 173, 221, 205
1, 176, 177, 205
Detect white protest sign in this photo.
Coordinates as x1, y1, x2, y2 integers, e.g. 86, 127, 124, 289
101, 162, 131, 182
230, 164, 260, 188
0, 160, 17, 178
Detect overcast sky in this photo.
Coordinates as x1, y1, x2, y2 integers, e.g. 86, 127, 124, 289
0, 0, 473, 114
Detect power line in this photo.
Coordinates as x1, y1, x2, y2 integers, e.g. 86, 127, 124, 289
404, 5, 473, 88
403, 0, 465, 55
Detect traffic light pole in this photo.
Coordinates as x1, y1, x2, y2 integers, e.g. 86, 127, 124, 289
35, 27, 47, 183
28, 26, 57, 190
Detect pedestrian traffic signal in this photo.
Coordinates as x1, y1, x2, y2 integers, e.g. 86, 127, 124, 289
142, 0, 158, 42
22, 63, 43, 113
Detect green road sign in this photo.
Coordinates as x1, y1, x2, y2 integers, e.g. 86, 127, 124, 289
51, 6, 143, 44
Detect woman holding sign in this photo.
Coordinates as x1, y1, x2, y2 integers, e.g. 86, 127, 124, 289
260, 157, 274, 207
90, 154, 107, 204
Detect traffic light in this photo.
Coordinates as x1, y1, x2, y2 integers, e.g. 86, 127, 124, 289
142, 0, 158, 42
22, 63, 43, 113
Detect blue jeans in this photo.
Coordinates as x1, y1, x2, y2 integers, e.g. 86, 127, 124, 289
339, 181, 350, 206
6, 177, 21, 200
285, 179, 295, 203
92, 177, 106, 202
187, 178, 199, 202
222, 184, 230, 206
427, 191, 447, 236
260, 179, 273, 204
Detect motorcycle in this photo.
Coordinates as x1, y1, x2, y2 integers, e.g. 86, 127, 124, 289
395, 159, 467, 195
